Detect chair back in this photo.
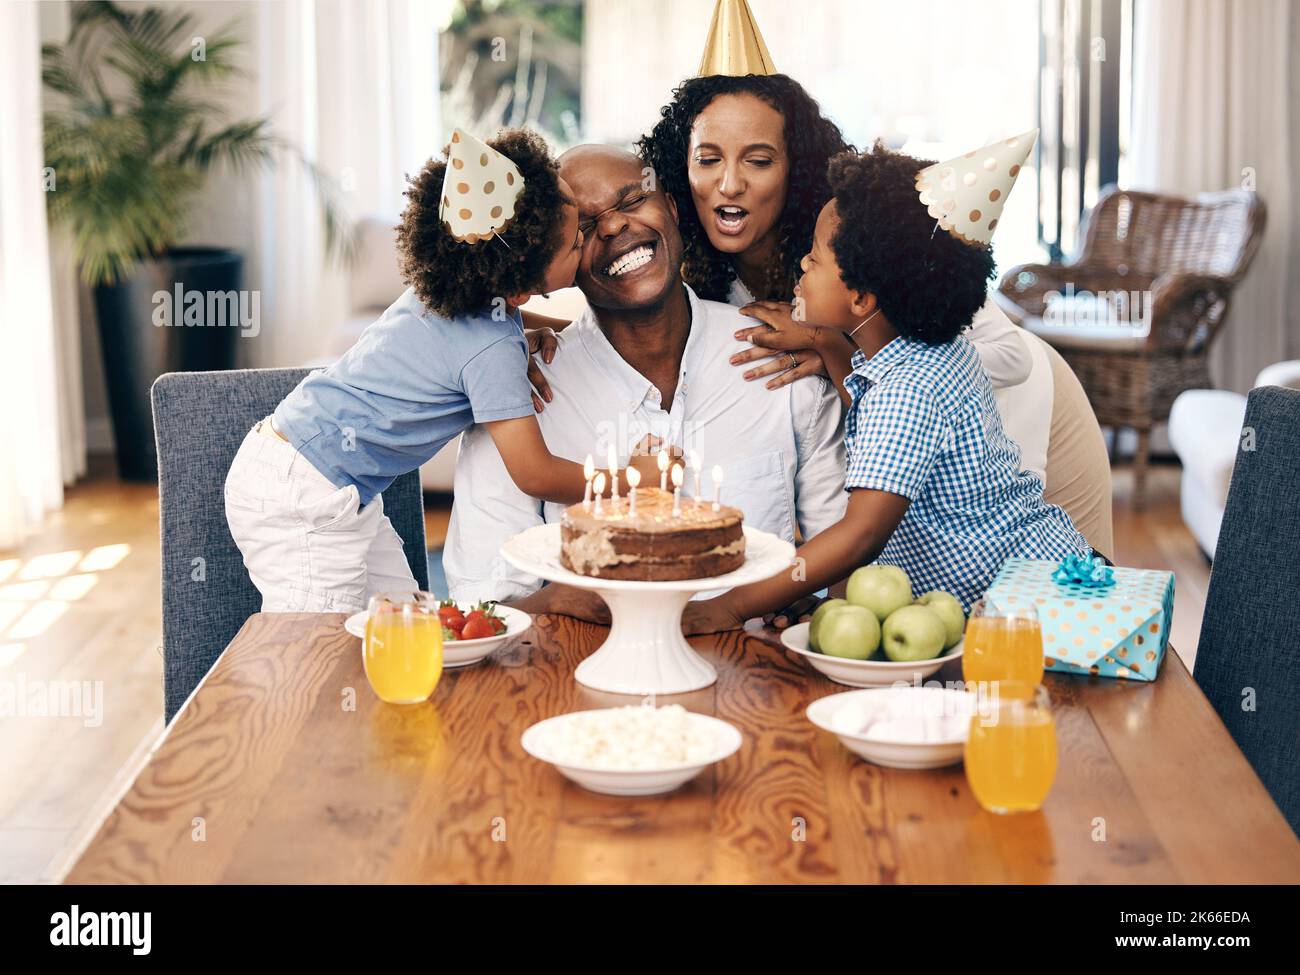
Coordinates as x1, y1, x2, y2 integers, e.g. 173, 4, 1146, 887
1079, 187, 1266, 283
1194, 385, 1300, 835
152, 368, 428, 722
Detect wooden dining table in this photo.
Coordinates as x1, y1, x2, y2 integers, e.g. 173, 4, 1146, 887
65, 611, 1300, 884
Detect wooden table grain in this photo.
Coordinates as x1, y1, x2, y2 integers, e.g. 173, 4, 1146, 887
64, 613, 1300, 884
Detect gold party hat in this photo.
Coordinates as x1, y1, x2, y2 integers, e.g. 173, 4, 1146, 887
915, 130, 1038, 246
697, 0, 777, 77
439, 129, 525, 244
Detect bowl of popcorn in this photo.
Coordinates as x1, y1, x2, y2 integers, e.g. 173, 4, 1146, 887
806, 686, 978, 769
521, 704, 742, 796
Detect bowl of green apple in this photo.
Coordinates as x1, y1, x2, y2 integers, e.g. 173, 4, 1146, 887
779, 565, 965, 688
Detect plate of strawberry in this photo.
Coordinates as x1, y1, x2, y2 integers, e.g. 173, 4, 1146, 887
344, 599, 532, 668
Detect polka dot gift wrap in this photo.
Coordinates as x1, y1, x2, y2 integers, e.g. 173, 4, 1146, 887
983, 558, 1176, 681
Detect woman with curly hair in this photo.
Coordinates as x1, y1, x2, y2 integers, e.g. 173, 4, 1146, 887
637, 73, 848, 308
634, 73, 850, 391
635, 73, 1037, 411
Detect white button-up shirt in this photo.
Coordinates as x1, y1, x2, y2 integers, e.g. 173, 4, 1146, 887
444, 285, 847, 604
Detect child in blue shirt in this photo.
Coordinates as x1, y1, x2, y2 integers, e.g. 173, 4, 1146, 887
684, 142, 1090, 631
226, 128, 656, 613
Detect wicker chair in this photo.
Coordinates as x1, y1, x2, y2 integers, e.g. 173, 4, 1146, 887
998, 187, 1266, 509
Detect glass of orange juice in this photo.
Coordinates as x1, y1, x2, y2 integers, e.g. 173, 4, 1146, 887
962, 599, 1044, 687
965, 681, 1057, 814
363, 592, 444, 704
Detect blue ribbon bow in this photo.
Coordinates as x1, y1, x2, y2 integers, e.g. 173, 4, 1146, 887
1051, 553, 1115, 588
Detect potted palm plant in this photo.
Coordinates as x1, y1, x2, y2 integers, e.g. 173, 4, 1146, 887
42, 1, 348, 480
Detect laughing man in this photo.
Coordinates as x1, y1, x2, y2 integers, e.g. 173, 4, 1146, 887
443, 145, 847, 617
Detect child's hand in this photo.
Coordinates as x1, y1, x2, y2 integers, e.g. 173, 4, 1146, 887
681, 597, 745, 635
762, 594, 823, 630
513, 583, 611, 625
525, 327, 559, 411
730, 300, 829, 390
624, 435, 685, 485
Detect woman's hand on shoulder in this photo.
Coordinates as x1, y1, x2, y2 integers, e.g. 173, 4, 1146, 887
729, 301, 828, 391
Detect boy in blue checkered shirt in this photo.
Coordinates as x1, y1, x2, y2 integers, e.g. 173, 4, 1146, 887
684, 142, 1090, 632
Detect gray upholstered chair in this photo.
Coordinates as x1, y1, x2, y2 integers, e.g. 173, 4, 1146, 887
152, 369, 428, 722
1194, 385, 1300, 836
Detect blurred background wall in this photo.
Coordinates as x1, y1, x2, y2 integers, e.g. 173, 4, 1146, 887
6, 0, 1298, 502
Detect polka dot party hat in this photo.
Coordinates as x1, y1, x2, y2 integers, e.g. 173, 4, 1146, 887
439, 129, 525, 244
914, 130, 1037, 246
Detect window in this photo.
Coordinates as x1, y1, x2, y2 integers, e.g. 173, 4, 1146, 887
1037, 0, 1133, 261
438, 0, 585, 149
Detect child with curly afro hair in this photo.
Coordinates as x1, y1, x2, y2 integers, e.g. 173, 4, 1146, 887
818, 143, 996, 345
682, 142, 1090, 632
397, 128, 575, 318
226, 127, 660, 614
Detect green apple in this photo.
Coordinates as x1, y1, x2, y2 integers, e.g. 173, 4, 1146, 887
815, 605, 881, 660
881, 605, 947, 662
879, 565, 912, 589
914, 590, 965, 649
846, 564, 912, 621
808, 598, 848, 652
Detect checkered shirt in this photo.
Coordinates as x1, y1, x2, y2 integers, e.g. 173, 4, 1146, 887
843, 334, 1090, 608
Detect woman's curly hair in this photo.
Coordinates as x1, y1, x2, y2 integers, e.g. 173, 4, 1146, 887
636, 74, 852, 302
396, 128, 568, 319
827, 143, 995, 344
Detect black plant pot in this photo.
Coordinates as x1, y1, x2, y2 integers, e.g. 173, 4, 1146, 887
92, 247, 245, 481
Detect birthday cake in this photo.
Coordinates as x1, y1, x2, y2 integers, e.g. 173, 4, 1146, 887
559, 487, 746, 581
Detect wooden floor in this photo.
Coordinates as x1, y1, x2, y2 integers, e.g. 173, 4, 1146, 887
0, 462, 163, 883
0, 461, 1206, 883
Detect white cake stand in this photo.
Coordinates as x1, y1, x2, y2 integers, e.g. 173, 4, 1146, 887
500, 523, 795, 696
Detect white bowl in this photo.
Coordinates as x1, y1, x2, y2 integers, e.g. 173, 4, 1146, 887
806, 686, 977, 769
780, 621, 963, 687
520, 709, 742, 796
344, 604, 531, 669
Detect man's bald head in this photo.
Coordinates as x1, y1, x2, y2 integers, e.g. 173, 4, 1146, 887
557, 144, 683, 312
558, 142, 641, 172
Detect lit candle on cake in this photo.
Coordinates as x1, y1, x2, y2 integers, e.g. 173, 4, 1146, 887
658, 448, 670, 490
671, 463, 684, 517
582, 454, 595, 510
607, 444, 619, 500
626, 466, 640, 518
711, 464, 724, 511
592, 472, 606, 515
689, 450, 702, 497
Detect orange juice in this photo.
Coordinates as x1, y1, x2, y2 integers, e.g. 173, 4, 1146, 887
962, 615, 1044, 686
363, 612, 443, 704
965, 702, 1057, 813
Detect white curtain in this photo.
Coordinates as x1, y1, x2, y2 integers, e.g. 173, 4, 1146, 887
0, 2, 74, 547
40, 0, 88, 486
246, 0, 442, 368
1130, 0, 1295, 393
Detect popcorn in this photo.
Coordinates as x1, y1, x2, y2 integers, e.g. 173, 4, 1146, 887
831, 690, 975, 742
547, 705, 718, 769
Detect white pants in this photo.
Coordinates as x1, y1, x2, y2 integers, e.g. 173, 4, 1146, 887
224, 418, 418, 613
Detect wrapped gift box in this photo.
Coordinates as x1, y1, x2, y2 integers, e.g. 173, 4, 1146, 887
984, 558, 1175, 681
